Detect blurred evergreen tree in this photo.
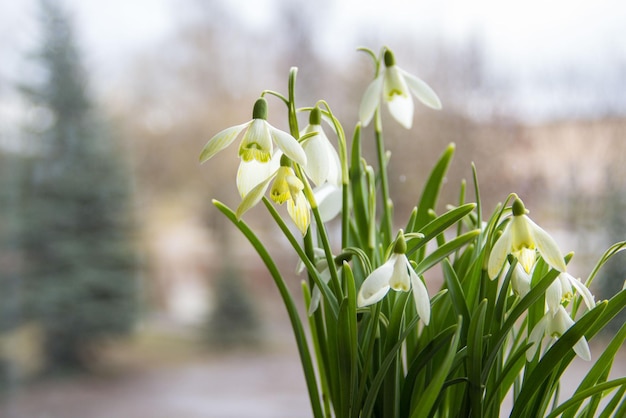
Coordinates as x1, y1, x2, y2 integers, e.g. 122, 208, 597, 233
206, 261, 260, 348
18, 0, 137, 371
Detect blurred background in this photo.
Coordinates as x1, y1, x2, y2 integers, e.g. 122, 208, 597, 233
0, 0, 625, 417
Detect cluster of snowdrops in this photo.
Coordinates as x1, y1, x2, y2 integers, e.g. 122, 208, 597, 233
200, 47, 626, 418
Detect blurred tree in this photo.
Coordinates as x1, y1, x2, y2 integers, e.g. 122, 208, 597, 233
18, 0, 137, 371
205, 260, 261, 348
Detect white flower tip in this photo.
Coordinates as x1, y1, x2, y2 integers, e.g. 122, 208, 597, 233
574, 338, 592, 361
357, 285, 390, 308
359, 76, 383, 127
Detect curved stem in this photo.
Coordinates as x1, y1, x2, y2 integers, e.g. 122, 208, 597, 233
374, 112, 393, 247
213, 200, 323, 417
288, 67, 300, 137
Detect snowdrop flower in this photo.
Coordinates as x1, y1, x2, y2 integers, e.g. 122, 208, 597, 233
546, 272, 595, 313
199, 97, 306, 166
313, 183, 342, 223
236, 150, 281, 198
357, 231, 430, 325
300, 107, 341, 187
236, 162, 310, 234
527, 305, 591, 361
510, 262, 532, 298
359, 48, 442, 129
488, 197, 566, 279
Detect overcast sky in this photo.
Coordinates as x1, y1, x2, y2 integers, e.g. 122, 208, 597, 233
1, 0, 625, 120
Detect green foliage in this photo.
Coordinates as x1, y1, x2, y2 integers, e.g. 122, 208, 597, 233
203, 47, 626, 417
17, 0, 137, 371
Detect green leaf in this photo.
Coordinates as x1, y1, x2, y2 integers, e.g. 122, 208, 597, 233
545, 378, 626, 418
361, 316, 421, 418
562, 320, 626, 418
349, 125, 369, 247
413, 143, 456, 231
597, 384, 626, 418
442, 258, 471, 339
409, 317, 463, 418
509, 302, 607, 418
406, 203, 476, 256
483, 267, 560, 379
400, 325, 459, 416
336, 297, 354, 417
467, 300, 488, 418
212, 200, 323, 418
414, 229, 481, 276
262, 198, 340, 317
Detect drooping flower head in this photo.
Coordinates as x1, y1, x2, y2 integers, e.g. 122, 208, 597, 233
357, 230, 431, 325
359, 48, 442, 129
546, 271, 595, 314
527, 305, 591, 361
488, 197, 566, 280
300, 106, 341, 187
236, 155, 310, 235
199, 97, 306, 167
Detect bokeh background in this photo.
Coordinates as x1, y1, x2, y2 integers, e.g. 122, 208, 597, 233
1, 0, 625, 417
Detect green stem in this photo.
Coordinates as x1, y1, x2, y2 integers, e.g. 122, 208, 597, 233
213, 200, 323, 418
316, 100, 350, 249
288, 67, 300, 137
262, 197, 339, 317
374, 112, 393, 247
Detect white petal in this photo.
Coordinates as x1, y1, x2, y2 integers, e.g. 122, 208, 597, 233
573, 336, 591, 361
239, 119, 273, 162
307, 266, 331, 316
314, 183, 342, 222
528, 217, 567, 273
271, 125, 307, 166
301, 129, 329, 186
511, 262, 531, 297
567, 275, 596, 311
410, 270, 431, 325
325, 140, 342, 186
237, 156, 277, 198
517, 247, 537, 275
550, 306, 591, 361
383, 66, 413, 128
357, 260, 393, 307
387, 93, 414, 129
400, 68, 442, 110
235, 170, 277, 218
488, 223, 513, 279
359, 75, 384, 127
389, 254, 411, 291
550, 305, 574, 335
287, 192, 310, 235
199, 122, 248, 163
527, 314, 548, 361
545, 276, 563, 313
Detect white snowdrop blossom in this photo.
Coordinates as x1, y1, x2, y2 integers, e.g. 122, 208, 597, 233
527, 305, 591, 361
199, 97, 306, 166
236, 150, 281, 198
236, 164, 310, 234
313, 183, 342, 223
300, 107, 341, 187
510, 262, 532, 298
357, 232, 431, 325
546, 272, 595, 313
488, 198, 566, 280
359, 49, 442, 129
